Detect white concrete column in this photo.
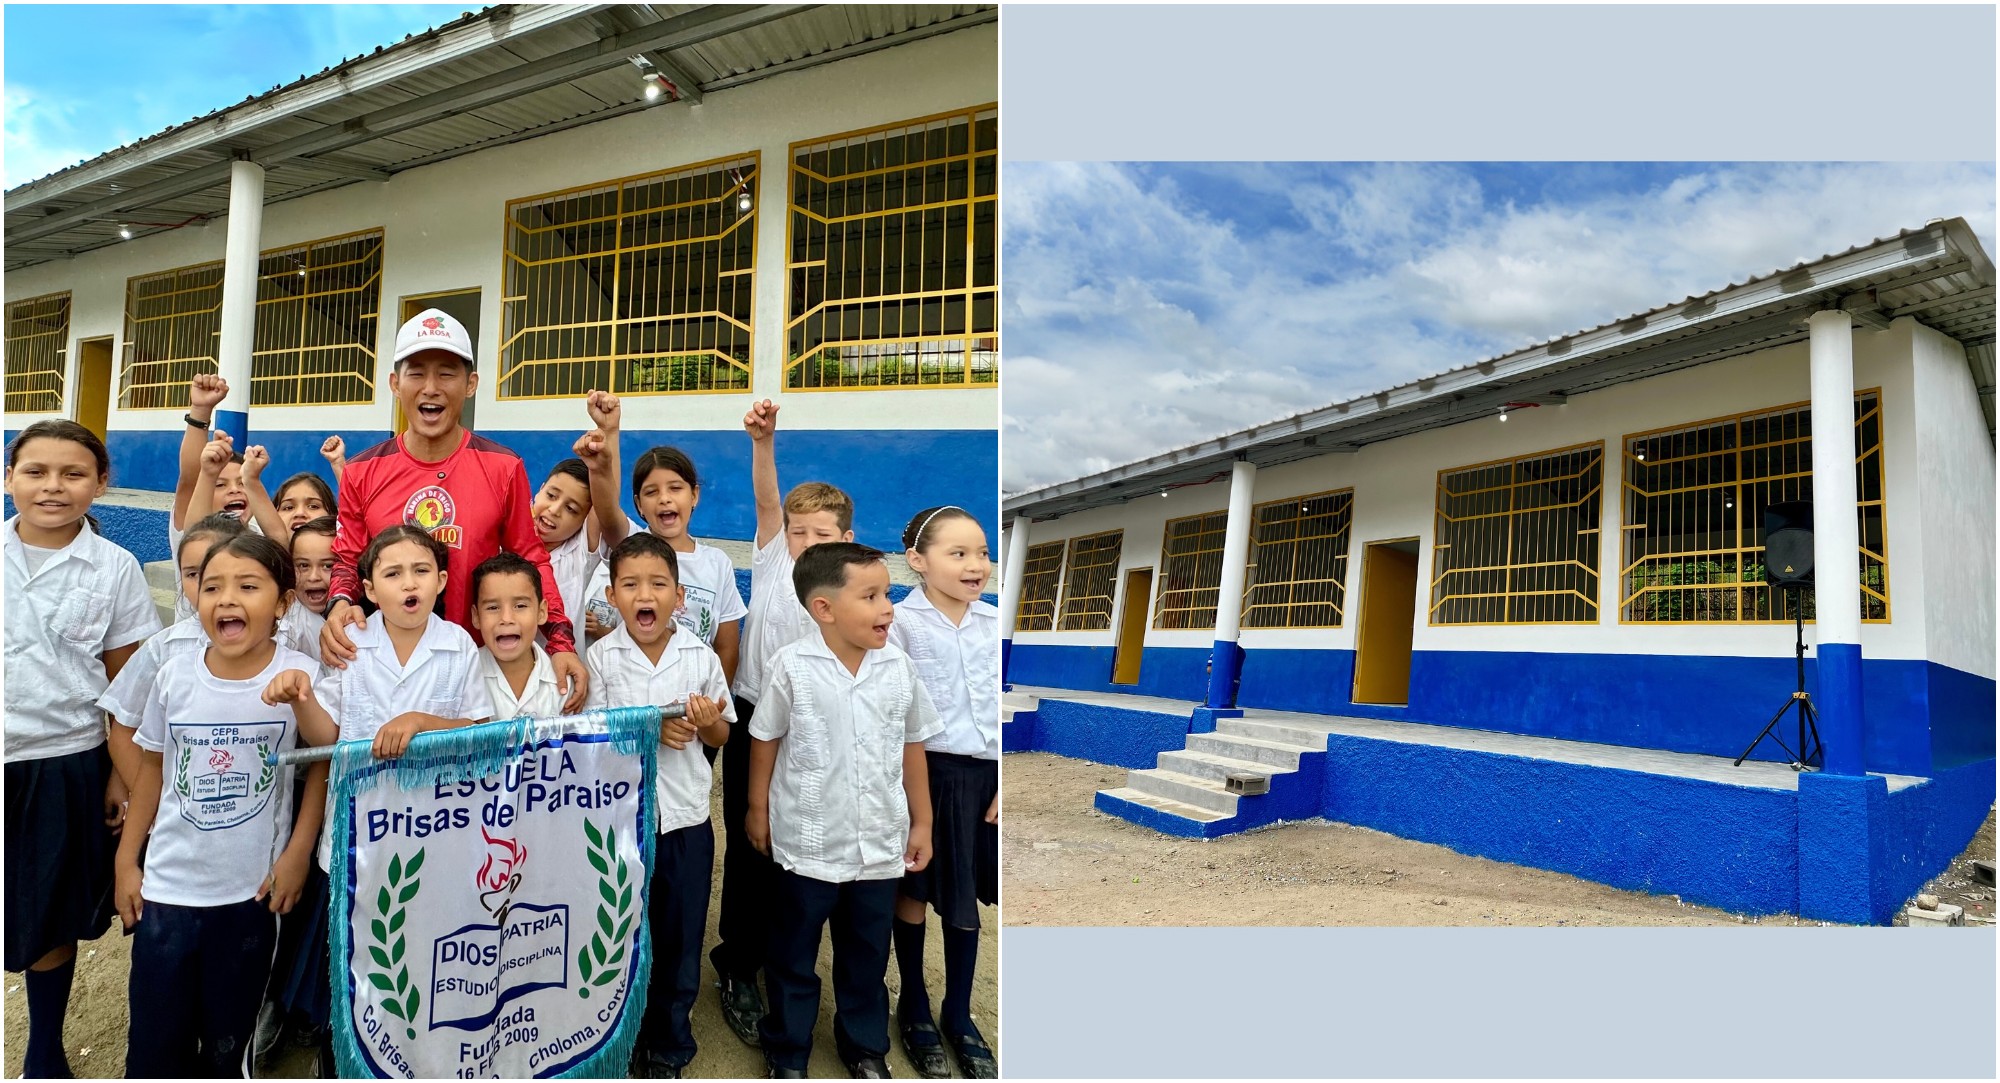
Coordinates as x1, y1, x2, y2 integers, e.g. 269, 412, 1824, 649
212, 159, 265, 447
1206, 459, 1258, 707
998, 514, 1033, 683
1807, 308, 1864, 775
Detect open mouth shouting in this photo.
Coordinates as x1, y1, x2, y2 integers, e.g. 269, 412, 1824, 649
632, 605, 660, 633
491, 627, 524, 652
869, 618, 892, 645
214, 615, 249, 642
400, 592, 424, 615
651, 508, 682, 534
300, 586, 329, 609
415, 402, 447, 425
222, 498, 249, 518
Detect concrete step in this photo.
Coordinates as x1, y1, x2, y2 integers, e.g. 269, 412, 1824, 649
1157, 748, 1290, 786
1187, 731, 1316, 769
1124, 768, 1240, 816
145, 560, 180, 628
1095, 786, 1231, 824
1217, 717, 1338, 750
1002, 690, 1040, 712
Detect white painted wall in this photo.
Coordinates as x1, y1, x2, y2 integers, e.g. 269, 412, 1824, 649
1013, 325, 1980, 665
1910, 320, 1997, 679
4, 24, 997, 436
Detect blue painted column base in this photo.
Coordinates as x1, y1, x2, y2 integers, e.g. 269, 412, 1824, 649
1000, 637, 1013, 692
1797, 771, 1890, 924
1189, 707, 1243, 734
1206, 639, 1245, 709
213, 408, 249, 450
1817, 642, 1866, 776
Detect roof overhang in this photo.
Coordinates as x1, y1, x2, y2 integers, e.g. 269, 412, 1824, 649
3, 3, 997, 271
1004, 218, 1996, 523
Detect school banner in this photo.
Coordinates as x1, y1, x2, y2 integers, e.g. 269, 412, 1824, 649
323, 707, 660, 1079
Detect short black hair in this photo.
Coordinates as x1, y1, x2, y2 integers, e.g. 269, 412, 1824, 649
198, 532, 298, 617
630, 446, 699, 503
793, 542, 886, 608
607, 531, 680, 583
546, 458, 590, 492
180, 512, 248, 562
471, 551, 543, 605
290, 514, 337, 547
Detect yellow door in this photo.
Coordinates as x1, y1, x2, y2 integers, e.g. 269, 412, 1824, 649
74, 337, 113, 441
1353, 541, 1418, 705
1111, 568, 1152, 685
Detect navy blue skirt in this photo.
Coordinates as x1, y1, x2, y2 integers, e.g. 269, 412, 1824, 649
901, 752, 998, 930
5, 744, 117, 971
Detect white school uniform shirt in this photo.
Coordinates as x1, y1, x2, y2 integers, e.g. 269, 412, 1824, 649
750, 635, 943, 883
585, 624, 736, 834
543, 526, 606, 649
733, 533, 818, 706
312, 613, 495, 870
99, 615, 209, 728
134, 646, 311, 907
585, 517, 747, 646
167, 516, 263, 622
887, 590, 1000, 761
476, 643, 565, 721
278, 599, 326, 666
4, 516, 160, 763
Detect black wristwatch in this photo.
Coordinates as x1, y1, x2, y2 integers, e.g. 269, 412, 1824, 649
184, 413, 210, 430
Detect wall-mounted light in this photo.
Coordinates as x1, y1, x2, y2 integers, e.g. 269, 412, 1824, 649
1498, 408, 1508, 422
643, 74, 662, 100
738, 190, 753, 213
118, 224, 133, 240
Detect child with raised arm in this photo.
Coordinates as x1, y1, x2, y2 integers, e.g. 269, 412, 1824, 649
887, 507, 999, 1078
115, 533, 325, 1077
4, 421, 160, 1079
747, 543, 940, 1080
529, 457, 605, 646
710, 398, 855, 1042
584, 532, 732, 1076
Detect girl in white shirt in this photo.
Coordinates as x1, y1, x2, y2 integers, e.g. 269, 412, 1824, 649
115, 531, 324, 1076
885, 506, 999, 1079
278, 515, 336, 665
3, 420, 160, 1080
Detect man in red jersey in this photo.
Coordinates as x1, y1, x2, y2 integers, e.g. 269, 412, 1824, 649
319, 309, 587, 710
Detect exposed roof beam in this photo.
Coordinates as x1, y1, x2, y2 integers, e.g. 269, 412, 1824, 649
4, 4, 599, 208
700, 7, 997, 95
1893, 284, 1994, 317
284, 155, 392, 182
10, 5, 817, 247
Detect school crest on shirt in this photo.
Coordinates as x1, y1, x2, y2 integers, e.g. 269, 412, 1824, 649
169, 721, 284, 831
404, 485, 463, 548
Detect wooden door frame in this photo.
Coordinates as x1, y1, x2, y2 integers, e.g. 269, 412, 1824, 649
1352, 537, 1420, 706
72, 335, 116, 441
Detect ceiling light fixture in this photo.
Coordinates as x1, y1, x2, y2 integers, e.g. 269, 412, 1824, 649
738, 190, 753, 213
118, 224, 133, 240
644, 76, 662, 100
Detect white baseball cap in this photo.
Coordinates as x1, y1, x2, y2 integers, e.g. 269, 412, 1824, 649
393, 308, 476, 368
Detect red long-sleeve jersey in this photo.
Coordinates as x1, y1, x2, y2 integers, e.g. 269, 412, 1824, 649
328, 430, 576, 655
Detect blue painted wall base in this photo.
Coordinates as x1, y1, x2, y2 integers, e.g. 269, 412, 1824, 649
1206, 639, 1244, 708
1796, 772, 1888, 924
1030, 698, 1191, 771
1189, 707, 1242, 734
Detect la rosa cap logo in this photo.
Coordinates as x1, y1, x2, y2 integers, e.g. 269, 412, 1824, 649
403, 485, 463, 547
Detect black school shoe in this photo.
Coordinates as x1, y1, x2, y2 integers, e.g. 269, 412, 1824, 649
718, 973, 765, 1047
765, 1060, 807, 1079
946, 1025, 997, 1079
899, 1018, 952, 1079
845, 1055, 892, 1078
631, 1049, 687, 1078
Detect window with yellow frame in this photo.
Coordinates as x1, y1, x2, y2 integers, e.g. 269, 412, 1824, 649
119, 229, 383, 410
1057, 530, 1124, 631
1244, 488, 1354, 629
5, 292, 70, 413
500, 155, 756, 399
1015, 540, 1065, 632
1433, 443, 1604, 625
786, 106, 996, 390
1153, 510, 1228, 629
1621, 390, 1887, 623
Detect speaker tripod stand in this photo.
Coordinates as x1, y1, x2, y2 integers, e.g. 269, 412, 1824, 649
1734, 587, 1823, 771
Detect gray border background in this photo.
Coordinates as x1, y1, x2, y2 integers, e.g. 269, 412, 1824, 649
998, 4, 1997, 1078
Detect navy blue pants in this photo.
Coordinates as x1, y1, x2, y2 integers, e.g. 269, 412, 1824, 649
640, 820, 714, 1069
126, 896, 278, 1078
710, 696, 777, 984
759, 868, 899, 1070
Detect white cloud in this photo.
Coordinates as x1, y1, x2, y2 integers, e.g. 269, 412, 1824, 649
2, 86, 126, 187
1002, 161, 1997, 493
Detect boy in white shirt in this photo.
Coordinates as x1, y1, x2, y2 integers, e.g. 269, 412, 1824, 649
583, 532, 731, 1078
747, 543, 941, 1080
470, 552, 565, 720
711, 398, 855, 1042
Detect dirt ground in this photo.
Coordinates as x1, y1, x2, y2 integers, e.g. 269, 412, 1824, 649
1003, 752, 1997, 929
4, 784, 998, 1079
1892, 807, 1998, 926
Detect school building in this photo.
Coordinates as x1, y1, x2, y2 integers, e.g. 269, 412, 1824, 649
3, 4, 999, 561
998, 219, 1996, 925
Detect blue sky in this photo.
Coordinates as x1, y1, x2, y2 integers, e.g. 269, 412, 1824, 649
1003, 161, 1998, 492
4, 4, 469, 187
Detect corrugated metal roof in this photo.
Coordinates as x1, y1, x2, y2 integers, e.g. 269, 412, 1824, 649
1005, 218, 1997, 522
4, 3, 996, 271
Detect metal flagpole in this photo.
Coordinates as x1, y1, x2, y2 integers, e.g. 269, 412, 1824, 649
268, 702, 688, 767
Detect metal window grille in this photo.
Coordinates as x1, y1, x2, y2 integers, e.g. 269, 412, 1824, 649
1244, 488, 1355, 629
501, 155, 757, 399
1015, 540, 1065, 632
1153, 510, 1228, 629
1621, 390, 1888, 623
786, 106, 997, 390
1432, 443, 1604, 625
120, 261, 227, 409
1057, 530, 1124, 631
4, 292, 70, 412
251, 229, 382, 406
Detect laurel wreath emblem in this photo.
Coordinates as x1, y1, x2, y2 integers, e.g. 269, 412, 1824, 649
368, 848, 425, 1038
255, 741, 274, 791
174, 745, 193, 797
576, 817, 635, 999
